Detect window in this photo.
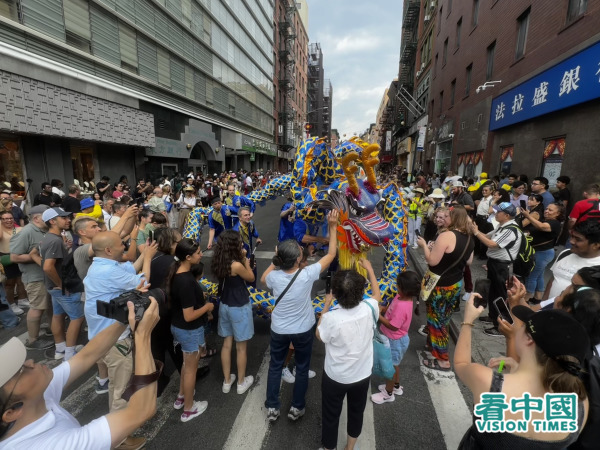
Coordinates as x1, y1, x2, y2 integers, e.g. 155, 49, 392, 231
0, 136, 25, 196
450, 79, 456, 106
472, 0, 480, 27
439, 90, 444, 115
486, 41, 496, 81
515, 8, 530, 60
455, 17, 462, 49
567, 0, 587, 23
442, 38, 448, 65
0, 0, 19, 21
434, 53, 438, 77
119, 22, 138, 73
63, 0, 91, 52
542, 138, 566, 187
70, 144, 95, 184
465, 64, 472, 95
438, 6, 443, 29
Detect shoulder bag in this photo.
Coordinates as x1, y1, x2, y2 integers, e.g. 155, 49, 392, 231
363, 300, 395, 379
269, 269, 302, 312
419, 233, 471, 302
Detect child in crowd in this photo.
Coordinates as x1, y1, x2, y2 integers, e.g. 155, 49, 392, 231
371, 270, 421, 404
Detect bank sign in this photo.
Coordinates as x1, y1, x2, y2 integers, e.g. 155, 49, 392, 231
489, 40, 600, 131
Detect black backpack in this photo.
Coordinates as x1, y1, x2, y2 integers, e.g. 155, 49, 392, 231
569, 353, 600, 449
61, 250, 84, 295
503, 224, 535, 278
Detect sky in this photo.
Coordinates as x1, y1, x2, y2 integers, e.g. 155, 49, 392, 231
306, 0, 403, 138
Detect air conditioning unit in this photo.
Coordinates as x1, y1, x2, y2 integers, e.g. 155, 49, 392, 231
430, 1, 436, 9
421, 62, 425, 70
416, 70, 422, 77
424, 14, 431, 22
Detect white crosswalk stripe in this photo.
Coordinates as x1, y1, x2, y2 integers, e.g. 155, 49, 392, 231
418, 352, 472, 449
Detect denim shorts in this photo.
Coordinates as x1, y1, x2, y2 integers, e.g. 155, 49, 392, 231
218, 302, 254, 342
171, 324, 206, 353
49, 289, 84, 320
381, 333, 410, 366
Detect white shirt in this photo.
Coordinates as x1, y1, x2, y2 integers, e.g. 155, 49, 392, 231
245, 176, 252, 187
549, 250, 600, 298
318, 298, 377, 384
0, 363, 111, 450
486, 220, 521, 261
107, 215, 120, 231
477, 195, 493, 217
266, 263, 320, 334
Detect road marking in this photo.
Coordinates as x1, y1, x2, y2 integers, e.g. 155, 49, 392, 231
418, 352, 471, 450
138, 373, 181, 440
223, 347, 273, 450
60, 373, 101, 417
337, 393, 376, 449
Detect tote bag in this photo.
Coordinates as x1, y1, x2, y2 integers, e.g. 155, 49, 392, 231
363, 300, 395, 379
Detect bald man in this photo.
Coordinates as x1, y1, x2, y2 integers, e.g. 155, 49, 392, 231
82, 231, 157, 449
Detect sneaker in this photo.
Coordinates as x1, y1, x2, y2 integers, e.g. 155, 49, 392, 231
95, 378, 109, 394
54, 350, 65, 360
483, 327, 504, 337
371, 390, 395, 404
412, 244, 418, 249
281, 367, 295, 383
418, 325, 428, 336
292, 367, 316, 379
462, 292, 472, 301
222, 374, 237, 393
478, 315, 493, 323
237, 375, 254, 394
287, 406, 305, 421
173, 394, 185, 410
378, 384, 403, 396
64, 344, 84, 361
17, 298, 30, 308
39, 328, 53, 338
267, 407, 280, 422
25, 338, 54, 350
10, 304, 24, 315
180, 400, 208, 422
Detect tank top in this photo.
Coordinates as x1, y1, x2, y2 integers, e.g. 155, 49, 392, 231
429, 231, 474, 286
460, 372, 584, 449
220, 274, 250, 307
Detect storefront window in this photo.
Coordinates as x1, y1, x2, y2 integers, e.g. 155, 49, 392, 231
0, 136, 25, 196
70, 144, 95, 191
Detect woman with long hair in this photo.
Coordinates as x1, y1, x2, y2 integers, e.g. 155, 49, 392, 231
518, 193, 545, 231
211, 230, 256, 395
456, 296, 589, 447
260, 210, 338, 422
416, 207, 474, 371
521, 202, 565, 300
166, 238, 214, 422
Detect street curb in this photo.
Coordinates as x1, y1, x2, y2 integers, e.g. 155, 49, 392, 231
407, 246, 461, 345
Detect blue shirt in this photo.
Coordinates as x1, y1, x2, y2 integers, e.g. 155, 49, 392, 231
293, 218, 319, 246
233, 220, 259, 255
207, 206, 235, 239
279, 202, 295, 242
541, 190, 555, 209
83, 257, 144, 340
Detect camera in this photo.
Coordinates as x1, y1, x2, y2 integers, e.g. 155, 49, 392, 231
97, 288, 165, 324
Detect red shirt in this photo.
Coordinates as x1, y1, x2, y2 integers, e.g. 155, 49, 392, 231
569, 198, 600, 224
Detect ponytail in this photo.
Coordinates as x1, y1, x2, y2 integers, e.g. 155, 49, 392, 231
536, 347, 588, 400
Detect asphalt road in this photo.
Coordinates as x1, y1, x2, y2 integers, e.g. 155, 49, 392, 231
0, 196, 476, 449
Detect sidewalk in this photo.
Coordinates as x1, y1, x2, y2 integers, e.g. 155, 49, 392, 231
407, 244, 560, 366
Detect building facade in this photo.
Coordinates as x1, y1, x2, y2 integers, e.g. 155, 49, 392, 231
274, 0, 308, 172
307, 42, 332, 140
0, 0, 275, 195
430, 0, 600, 195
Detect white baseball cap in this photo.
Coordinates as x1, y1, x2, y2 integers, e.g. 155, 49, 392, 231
0, 337, 27, 388
41, 207, 71, 222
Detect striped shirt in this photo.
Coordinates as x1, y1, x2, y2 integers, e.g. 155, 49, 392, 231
486, 220, 521, 261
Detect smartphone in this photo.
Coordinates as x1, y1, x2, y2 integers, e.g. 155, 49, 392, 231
507, 264, 514, 289
520, 200, 527, 209
325, 271, 332, 294
493, 297, 514, 324
473, 279, 490, 308
415, 228, 421, 238
148, 230, 155, 242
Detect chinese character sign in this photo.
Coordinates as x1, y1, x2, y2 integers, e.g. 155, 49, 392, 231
489, 40, 600, 131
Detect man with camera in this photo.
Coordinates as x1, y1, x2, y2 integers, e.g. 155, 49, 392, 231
83, 231, 157, 450
0, 296, 160, 449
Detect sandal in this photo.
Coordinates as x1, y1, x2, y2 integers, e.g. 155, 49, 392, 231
200, 347, 218, 358
421, 358, 452, 372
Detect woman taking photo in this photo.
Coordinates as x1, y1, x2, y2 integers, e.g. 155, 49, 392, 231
260, 210, 338, 422
316, 259, 380, 450
519, 193, 545, 231
167, 238, 214, 422
455, 296, 589, 448
417, 207, 474, 371
521, 202, 565, 300
211, 230, 256, 395
177, 185, 197, 231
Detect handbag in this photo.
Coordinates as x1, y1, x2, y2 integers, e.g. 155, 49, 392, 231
270, 269, 302, 312
164, 200, 173, 213
419, 234, 471, 302
363, 300, 396, 379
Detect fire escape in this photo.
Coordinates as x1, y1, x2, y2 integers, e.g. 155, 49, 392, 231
278, 1, 296, 150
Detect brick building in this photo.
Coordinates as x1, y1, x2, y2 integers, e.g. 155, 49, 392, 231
430, 0, 600, 195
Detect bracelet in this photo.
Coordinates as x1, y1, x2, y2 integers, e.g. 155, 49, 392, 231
461, 322, 474, 327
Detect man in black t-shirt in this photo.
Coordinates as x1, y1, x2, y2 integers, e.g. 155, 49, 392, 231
553, 175, 571, 210
61, 184, 82, 214
96, 176, 110, 198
